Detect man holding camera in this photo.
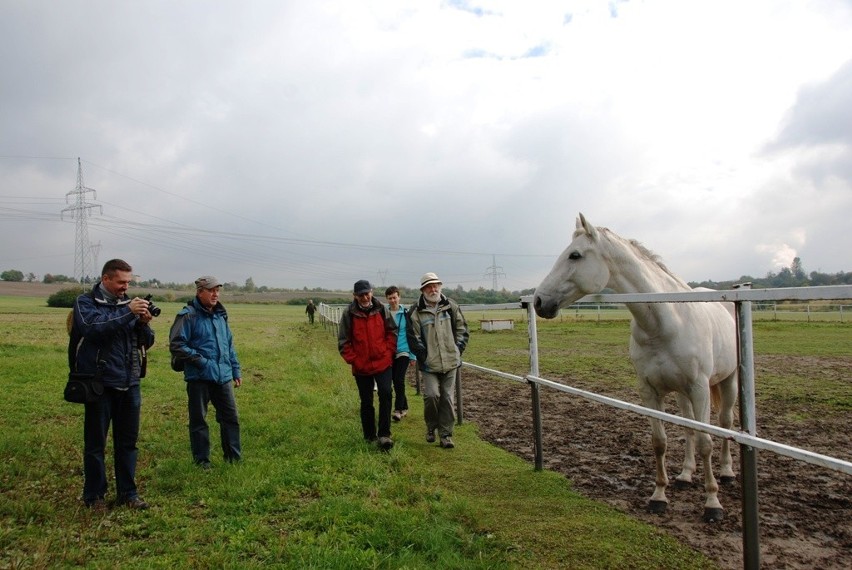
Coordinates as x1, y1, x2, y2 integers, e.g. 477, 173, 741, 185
69, 258, 155, 511
169, 276, 243, 469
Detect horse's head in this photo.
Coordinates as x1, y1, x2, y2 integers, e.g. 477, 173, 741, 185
533, 213, 611, 318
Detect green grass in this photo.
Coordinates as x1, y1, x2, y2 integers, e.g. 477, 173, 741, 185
464, 311, 852, 418
0, 296, 720, 569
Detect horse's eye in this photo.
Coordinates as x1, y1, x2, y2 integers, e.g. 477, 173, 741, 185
568, 251, 582, 260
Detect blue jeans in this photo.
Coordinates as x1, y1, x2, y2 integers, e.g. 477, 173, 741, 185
391, 356, 410, 412
187, 381, 241, 464
83, 385, 141, 503
354, 368, 393, 440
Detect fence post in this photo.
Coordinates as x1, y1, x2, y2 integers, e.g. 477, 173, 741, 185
525, 299, 544, 471
735, 287, 760, 570
455, 366, 463, 425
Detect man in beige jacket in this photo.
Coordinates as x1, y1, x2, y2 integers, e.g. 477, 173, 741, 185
407, 272, 469, 449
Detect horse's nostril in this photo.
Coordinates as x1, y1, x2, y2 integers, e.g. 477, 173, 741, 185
534, 296, 541, 309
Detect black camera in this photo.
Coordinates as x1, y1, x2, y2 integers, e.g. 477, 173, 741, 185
143, 294, 162, 317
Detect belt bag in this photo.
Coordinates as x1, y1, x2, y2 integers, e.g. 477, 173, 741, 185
64, 371, 104, 404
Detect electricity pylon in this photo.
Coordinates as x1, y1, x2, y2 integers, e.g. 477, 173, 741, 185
90, 241, 102, 276
484, 254, 506, 291
61, 158, 102, 285
377, 269, 388, 287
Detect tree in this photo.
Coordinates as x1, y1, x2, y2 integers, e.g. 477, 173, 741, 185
26, 272, 37, 282
1, 269, 24, 282
244, 277, 256, 293
791, 257, 806, 281
43, 274, 75, 284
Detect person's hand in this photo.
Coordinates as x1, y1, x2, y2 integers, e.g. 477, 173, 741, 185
130, 297, 152, 321
233, 377, 242, 388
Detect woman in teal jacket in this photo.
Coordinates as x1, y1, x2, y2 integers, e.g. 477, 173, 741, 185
384, 285, 414, 421
169, 276, 242, 468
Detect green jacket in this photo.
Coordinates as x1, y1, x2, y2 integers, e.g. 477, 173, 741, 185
407, 294, 469, 374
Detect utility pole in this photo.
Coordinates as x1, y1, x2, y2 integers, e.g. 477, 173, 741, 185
484, 254, 506, 291
377, 269, 388, 287
90, 241, 102, 276
61, 158, 102, 285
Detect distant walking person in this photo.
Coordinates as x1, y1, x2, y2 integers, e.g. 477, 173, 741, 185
385, 286, 414, 422
169, 276, 243, 469
408, 272, 469, 449
69, 258, 155, 510
305, 299, 317, 324
337, 280, 398, 451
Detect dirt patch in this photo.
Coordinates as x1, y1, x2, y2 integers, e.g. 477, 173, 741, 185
461, 354, 851, 570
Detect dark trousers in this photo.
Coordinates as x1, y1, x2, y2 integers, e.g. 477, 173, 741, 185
354, 367, 392, 440
391, 356, 410, 412
83, 385, 141, 503
187, 381, 241, 463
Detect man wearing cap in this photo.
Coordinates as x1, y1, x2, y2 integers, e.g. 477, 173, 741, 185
169, 276, 243, 468
337, 279, 398, 451
407, 272, 469, 449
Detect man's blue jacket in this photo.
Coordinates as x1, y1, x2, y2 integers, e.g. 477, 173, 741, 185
168, 297, 241, 385
69, 284, 155, 388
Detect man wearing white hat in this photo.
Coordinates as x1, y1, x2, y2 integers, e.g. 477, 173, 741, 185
407, 272, 469, 449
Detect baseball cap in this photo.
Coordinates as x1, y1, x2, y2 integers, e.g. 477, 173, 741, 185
353, 279, 372, 295
195, 276, 222, 290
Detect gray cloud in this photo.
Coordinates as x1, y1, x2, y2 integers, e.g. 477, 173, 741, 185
2, 1, 851, 291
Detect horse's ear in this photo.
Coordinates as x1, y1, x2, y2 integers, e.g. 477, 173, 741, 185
578, 213, 598, 240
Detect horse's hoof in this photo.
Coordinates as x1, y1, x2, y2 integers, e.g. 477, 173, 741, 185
648, 500, 668, 514
673, 479, 693, 490
703, 508, 725, 523
719, 475, 736, 486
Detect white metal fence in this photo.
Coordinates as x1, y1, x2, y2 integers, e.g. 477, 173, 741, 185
321, 285, 852, 570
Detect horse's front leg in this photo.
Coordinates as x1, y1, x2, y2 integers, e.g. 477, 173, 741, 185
690, 390, 724, 521
696, 428, 724, 522
673, 393, 696, 488
648, 415, 669, 514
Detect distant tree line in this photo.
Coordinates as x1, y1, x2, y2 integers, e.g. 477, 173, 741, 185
688, 257, 852, 290
6, 256, 851, 302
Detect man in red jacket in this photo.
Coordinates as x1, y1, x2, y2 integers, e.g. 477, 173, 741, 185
337, 280, 398, 450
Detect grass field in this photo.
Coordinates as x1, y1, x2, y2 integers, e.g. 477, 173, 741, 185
463, 306, 851, 415
0, 295, 721, 570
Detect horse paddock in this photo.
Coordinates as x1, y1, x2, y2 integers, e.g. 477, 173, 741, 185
461, 352, 851, 570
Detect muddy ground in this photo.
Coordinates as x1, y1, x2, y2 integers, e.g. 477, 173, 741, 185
461, 354, 851, 570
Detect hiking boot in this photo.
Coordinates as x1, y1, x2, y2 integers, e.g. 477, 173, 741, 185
440, 436, 455, 449
85, 498, 107, 513
425, 428, 436, 443
392, 410, 403, 422
377, 436, 394, 451
118, 496, 150, 510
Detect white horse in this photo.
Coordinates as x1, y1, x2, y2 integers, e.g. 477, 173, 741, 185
533, 214, 738, 522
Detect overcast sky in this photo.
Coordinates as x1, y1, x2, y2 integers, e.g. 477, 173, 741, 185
2, 0, 851, 292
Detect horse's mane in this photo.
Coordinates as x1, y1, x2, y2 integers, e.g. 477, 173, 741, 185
598, 227, 690, 288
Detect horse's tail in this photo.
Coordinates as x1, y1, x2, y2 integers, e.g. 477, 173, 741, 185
710, 383, 721, 413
